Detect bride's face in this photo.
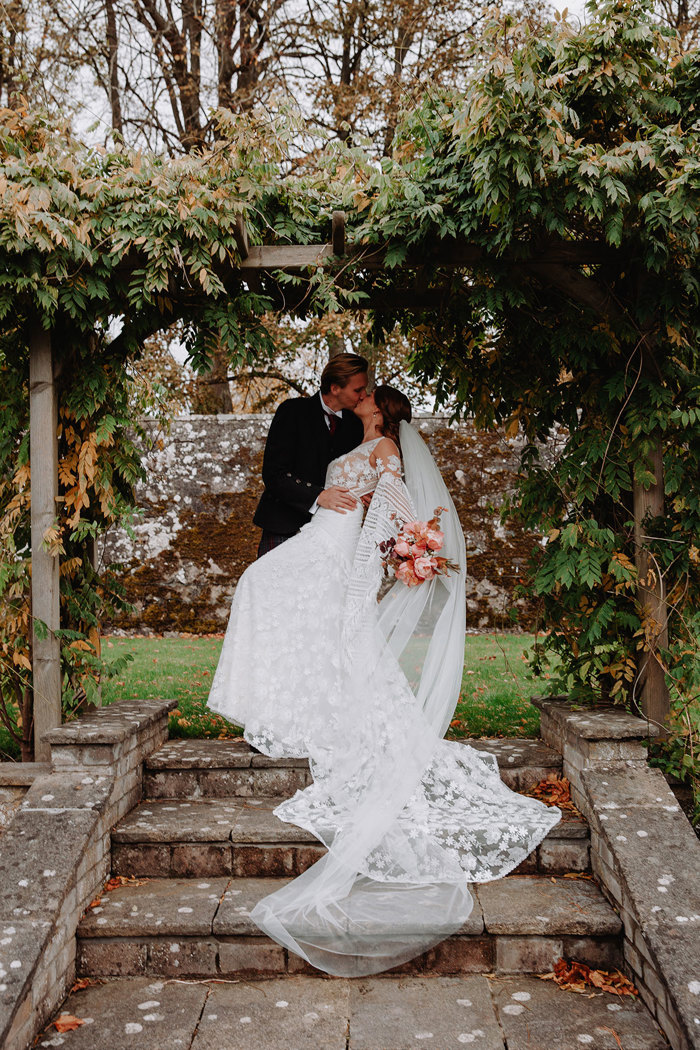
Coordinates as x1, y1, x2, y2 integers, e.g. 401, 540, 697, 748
354, 391, 383, 428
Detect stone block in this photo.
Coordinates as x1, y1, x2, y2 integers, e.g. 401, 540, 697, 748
423, 936, 495, 975
492, 974, 669, 1049
0, 808, 98, 922
148, 936, 218, 975
146, 738, 253, 769
218, 937, 286, 975
79, 877, 228, 938
171, 843, 232, 877
112, 842, 171, 877
143, 769, 200, 799
213, 878, 289, 936
561, 935, 623, 970
0, 919, 53, 1047
37, 974, 208, 1049
113, 798, 239, 843
232, 843, 325, 877
538, 838, 590, 874
20, 771, 114, 815
477, 876, 622, 936
250, 768, 309, 796
496, 936, 564, 973
198, 769, 255, 796
348, 975, 504, 1050
77, 938, 148, 976
230, 797, 316, 842
513, 851, 538, 874
190, 976, 350, 1050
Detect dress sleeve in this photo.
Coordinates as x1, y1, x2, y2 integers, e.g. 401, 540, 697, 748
341, 440, 417, 658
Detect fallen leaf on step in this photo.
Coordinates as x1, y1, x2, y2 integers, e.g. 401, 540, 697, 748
53, 1014, 85, 1033
524, 774, 581, 814
540, 958, 638, 996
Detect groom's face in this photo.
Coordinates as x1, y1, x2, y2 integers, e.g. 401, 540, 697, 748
332, 373, 368, 411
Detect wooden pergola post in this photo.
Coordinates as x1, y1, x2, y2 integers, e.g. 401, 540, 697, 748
29, 321, 61, 761
633, 433, 670, 733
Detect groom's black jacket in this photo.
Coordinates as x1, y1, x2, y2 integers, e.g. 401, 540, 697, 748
253, 393, 363, 536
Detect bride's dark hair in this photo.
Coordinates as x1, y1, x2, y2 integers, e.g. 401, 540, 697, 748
374, 385, 412, 449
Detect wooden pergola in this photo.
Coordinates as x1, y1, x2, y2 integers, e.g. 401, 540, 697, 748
28, 215, 670, 760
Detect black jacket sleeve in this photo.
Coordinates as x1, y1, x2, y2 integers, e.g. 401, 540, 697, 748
261, 400, 324, 514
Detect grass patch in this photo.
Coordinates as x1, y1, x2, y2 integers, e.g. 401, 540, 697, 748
97, 632, 550, 741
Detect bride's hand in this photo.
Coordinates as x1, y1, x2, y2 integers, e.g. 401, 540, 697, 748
317, 486, 358, 514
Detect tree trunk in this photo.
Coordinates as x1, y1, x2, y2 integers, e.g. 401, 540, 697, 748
29, 322, 61, 761
633, 431, 670, 734
327, 332, 345, 358
193, 344, 233, 413
105, 0, 123, 135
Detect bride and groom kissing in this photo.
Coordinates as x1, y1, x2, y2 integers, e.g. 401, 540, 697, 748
207, 351, 560, 977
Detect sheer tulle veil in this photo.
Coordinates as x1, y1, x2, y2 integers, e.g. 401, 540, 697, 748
249, 420, 477, 976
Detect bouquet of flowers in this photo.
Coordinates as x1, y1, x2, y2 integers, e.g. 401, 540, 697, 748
379, 507, 459, 587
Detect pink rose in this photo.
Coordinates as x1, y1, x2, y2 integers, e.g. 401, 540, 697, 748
411, 542, 427, 557
413, 556, 436, 580
426, 529, 444, 551
394, 539, 411, 557
396, 560, 422, 587
403, 521, 421, 536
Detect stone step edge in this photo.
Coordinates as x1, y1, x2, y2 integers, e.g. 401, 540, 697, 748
75, 930, 623, 980
145, 737, 564, 772
77, 875, 620, 941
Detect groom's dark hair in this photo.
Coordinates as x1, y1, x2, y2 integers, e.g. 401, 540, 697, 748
320, 353, 369, 394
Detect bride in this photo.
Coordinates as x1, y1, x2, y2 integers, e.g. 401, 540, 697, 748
207, 384, 560, 977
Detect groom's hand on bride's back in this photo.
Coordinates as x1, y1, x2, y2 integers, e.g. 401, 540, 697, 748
317, 486, 358, 513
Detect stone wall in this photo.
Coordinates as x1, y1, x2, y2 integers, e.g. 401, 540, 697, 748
0, 699, 176, 1050
534, 697, 700, 1050
103, 414, 549, 634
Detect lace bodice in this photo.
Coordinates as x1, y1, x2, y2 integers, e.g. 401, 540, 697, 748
325, 437, 399, 498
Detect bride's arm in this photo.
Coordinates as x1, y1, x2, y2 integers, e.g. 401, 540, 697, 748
370, 438, 417, 527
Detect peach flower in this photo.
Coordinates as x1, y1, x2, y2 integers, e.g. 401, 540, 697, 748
394, 539, 412, 557
426, 529, 444, 551
414, 556, 437, 580
396, 560, 422, 587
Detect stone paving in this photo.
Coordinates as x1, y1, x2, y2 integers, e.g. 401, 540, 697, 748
37, 975, 669, 1049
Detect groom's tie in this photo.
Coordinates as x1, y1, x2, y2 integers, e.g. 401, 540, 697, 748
327, 414, 338, 437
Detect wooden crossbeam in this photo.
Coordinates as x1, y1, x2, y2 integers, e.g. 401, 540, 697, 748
235, 239, 611, 272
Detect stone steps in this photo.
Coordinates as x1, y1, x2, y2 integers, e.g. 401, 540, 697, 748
143, 737, 563, 799
76, 874, 623, 979
111, 796, 590, 879
39, 974, 670, 1050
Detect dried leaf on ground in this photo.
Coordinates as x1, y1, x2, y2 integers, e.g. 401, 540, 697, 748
88, 874, 149, 909
525, 774, 581, 814
70, 977, 103, 993
103, 875, 149, 893
53, 1014, 85, 1032
540, 958, 638, 996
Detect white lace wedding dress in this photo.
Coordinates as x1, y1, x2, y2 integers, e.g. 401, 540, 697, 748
208, 428, 560, 976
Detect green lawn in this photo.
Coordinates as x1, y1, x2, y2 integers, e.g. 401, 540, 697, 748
0, 632, 552, 760
98, 632, 549, 741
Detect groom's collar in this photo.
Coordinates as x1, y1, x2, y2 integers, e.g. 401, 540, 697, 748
319, 391, 343, 418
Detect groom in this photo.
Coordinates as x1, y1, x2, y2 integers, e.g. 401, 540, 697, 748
253, 352, 368, 557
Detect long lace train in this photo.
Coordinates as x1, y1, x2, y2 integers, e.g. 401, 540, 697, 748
208, 427, 560, 975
